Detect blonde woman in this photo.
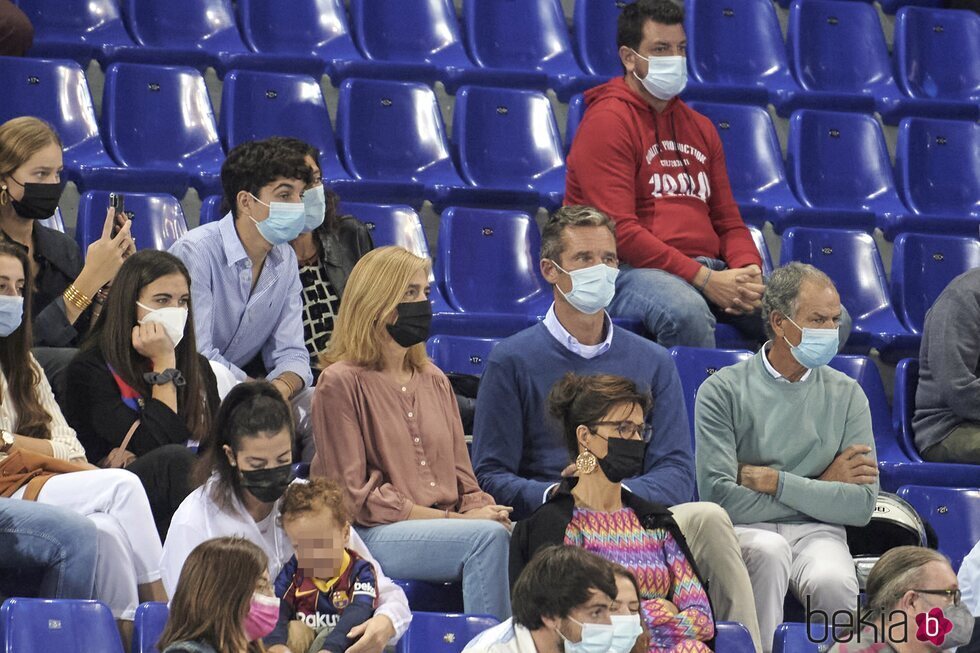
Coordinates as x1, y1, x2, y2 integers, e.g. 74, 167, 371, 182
311, 246, 513, 620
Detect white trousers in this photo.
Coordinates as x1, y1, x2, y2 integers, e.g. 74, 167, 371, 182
735, 522, 859, 653
15, 469, 164, 620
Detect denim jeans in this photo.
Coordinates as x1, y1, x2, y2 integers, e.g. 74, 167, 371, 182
0, 498, 98, 599
355, 519, 512, 621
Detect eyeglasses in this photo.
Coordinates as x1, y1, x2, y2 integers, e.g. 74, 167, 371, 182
912, 589, 961, 606
591, 421, 653, 442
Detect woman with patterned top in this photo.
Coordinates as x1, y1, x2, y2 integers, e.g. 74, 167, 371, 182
510, 372, 714, 653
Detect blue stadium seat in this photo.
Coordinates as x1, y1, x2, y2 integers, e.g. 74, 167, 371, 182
101, 63, 224, 197
339, 203, 425, 255
686, 101, 804, 231
893, 117, 980, 236
199, 195, 224, 226
336, 78, 466, 208
747, 226, 774, 277
462, 0, 604, 101
218, 70, 351, 186
427, 335, 502, 377
235, 0, 363, 82
132, 601, 168, 653
38, 209, 65, 233
565, 93, 585, 154
396, 612, 499, 653
393, 581, 463, 614
893, 7, 979, 121
891, 233, 980, 334
787, 0, 908, 123
669, 346, 753, 450
76, 192, 189, 253
17, 0, 136, 66
773, 623, 820, 653
882, 0, 946, 15
451, 86, 565, 211
715, 622, 757, 653
685, 0, 803, 113
0, 598, 123, 653
779, 228, 917, 359
786, 110, 909, 237
896, 486, 980, 572
572, 0, 623, 79
291, 462, 310, 480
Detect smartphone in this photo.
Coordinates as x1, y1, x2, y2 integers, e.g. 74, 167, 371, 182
109, 193, 125, 237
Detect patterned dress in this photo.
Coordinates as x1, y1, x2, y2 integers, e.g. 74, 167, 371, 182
299, 261, 341, 366
564, 506, 714, 653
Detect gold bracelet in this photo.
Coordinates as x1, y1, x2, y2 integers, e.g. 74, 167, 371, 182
63, 284, 92, 311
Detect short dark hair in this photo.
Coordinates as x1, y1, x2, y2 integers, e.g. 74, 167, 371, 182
267, 136, 343, 234
617, 0, 685, 52
220, 138, 312, 219
512, 545, 618, 630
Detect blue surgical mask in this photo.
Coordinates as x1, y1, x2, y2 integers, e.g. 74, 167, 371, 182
608, 614, 644, 653
301, 185, 325, 233
0, 296, 24, 337
784, 317, 838, 369
631, 51, 688, 100
557, 617, 615, 653
248, 194, 306, 245
551, 261, 619, 315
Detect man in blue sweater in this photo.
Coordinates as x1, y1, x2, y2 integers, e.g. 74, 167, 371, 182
472, 205, 762, 652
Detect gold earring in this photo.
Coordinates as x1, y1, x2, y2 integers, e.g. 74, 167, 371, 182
0, 184, 7, 206
576, 451, 597, 475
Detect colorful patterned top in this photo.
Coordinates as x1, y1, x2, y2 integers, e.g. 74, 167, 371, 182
564, 506, 714, 653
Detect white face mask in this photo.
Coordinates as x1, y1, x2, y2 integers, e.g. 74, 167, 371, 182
136, 302, 188, 348
631, 50, 688, 100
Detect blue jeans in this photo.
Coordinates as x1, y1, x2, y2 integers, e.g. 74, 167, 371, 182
0, 498, 98, 599
356, 519, 512, 621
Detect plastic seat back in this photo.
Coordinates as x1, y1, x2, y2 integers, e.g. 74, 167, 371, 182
747, 226, 774, 277
437, 207, 551, 315
132, 602, 168, 653
773, 623, 821, 653
565, 93, 585, 152
237, 0, 357, 58
101, 63, 223, 172
17, 0, 134, 61
892, 233, 980, 334
896, 117, 980, 217
0, 598, 123, 653
828, 355, 907, 463
427, 335, 502, 376
669, 347, 753, 448
895, 7, 980, 103
573, 0, 623, 77
76, 191, 188, 253
897, 485, 980, 571
715, 622, 757, 653
200, 195, 225, 225
396, 612, 499, 653
463, 0, 579, 74
122, 0, 243, 51
892, 358, 923, 460
350, 0, 466, 66
339, 203, 427, 257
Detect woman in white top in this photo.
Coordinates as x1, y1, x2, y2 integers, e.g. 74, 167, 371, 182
163, 382, 411, 653
0, 242, 165, 638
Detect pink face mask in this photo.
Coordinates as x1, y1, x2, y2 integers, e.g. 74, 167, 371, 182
244, 592, 279, 641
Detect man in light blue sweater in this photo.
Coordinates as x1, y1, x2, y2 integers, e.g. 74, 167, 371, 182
473, 205, 762, 651
696, 263, 879, 652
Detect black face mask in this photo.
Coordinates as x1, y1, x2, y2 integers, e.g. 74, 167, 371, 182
596, 437, 647, 484
239, 463, 292, 503
9, 178, 66, 221
386, 300, 432, 348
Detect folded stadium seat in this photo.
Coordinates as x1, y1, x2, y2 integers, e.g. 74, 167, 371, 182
565, 93, 585, 154
75, 191, 189, 254
891, 233, 980, 334
0, 598, 123, 653
199, 195, 224, 225
684, 0, 804, 113
101, 63, 225, 197
779, 228, 918, 360
892, 117, 980, 237
748, 225, 774, 278
572, 0, 625, 79
392, 580, 463, 614
16, 0, 136, 67
461, 0, 606, 102
897, 486, 980, 571
38, 208, 65, 233
132, 601, 168, 653
395, 612, 499, 653
893, 7, 980, 121
786, 0, 910, 123
773, 623, 821, 653
426, 335, 502, 377
786, 110, 910, 236
882, 0, 946, 14
112, 0, 316, 77
450, 86, 566, 212
0, 57, 164, 193
715, 622, 757, 653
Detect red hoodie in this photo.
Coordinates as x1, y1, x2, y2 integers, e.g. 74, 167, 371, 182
565, 77, 761, 283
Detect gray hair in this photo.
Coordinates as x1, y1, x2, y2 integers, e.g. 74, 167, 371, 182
865, 546, 950, 617
540, 205, 616, 264
761, 262, 835, 338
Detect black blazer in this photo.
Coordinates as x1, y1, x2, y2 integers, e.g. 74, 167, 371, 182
315, 214, 374, 299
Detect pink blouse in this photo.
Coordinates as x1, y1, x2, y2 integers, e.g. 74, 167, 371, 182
311, 361, 494, 526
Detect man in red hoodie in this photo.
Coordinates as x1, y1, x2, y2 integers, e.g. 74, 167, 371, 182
565, 0, 766, 348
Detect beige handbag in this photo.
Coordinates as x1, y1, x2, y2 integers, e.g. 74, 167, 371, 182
98, 420, 140, 469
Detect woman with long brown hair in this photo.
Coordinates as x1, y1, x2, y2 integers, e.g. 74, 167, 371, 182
159, 536, 277, 653
64, 250, 220, 537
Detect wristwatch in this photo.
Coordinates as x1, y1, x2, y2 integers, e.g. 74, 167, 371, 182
143, 368, 186, 387
0, 429, 14, 453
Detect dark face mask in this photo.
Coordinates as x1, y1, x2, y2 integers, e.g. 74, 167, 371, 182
239, 463, 292, 503
9, 178, 66, 221
386, 300, 432, 348
596, 437, 647, 484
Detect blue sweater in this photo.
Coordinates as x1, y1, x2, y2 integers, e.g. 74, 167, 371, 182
472, 323, 694, 520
